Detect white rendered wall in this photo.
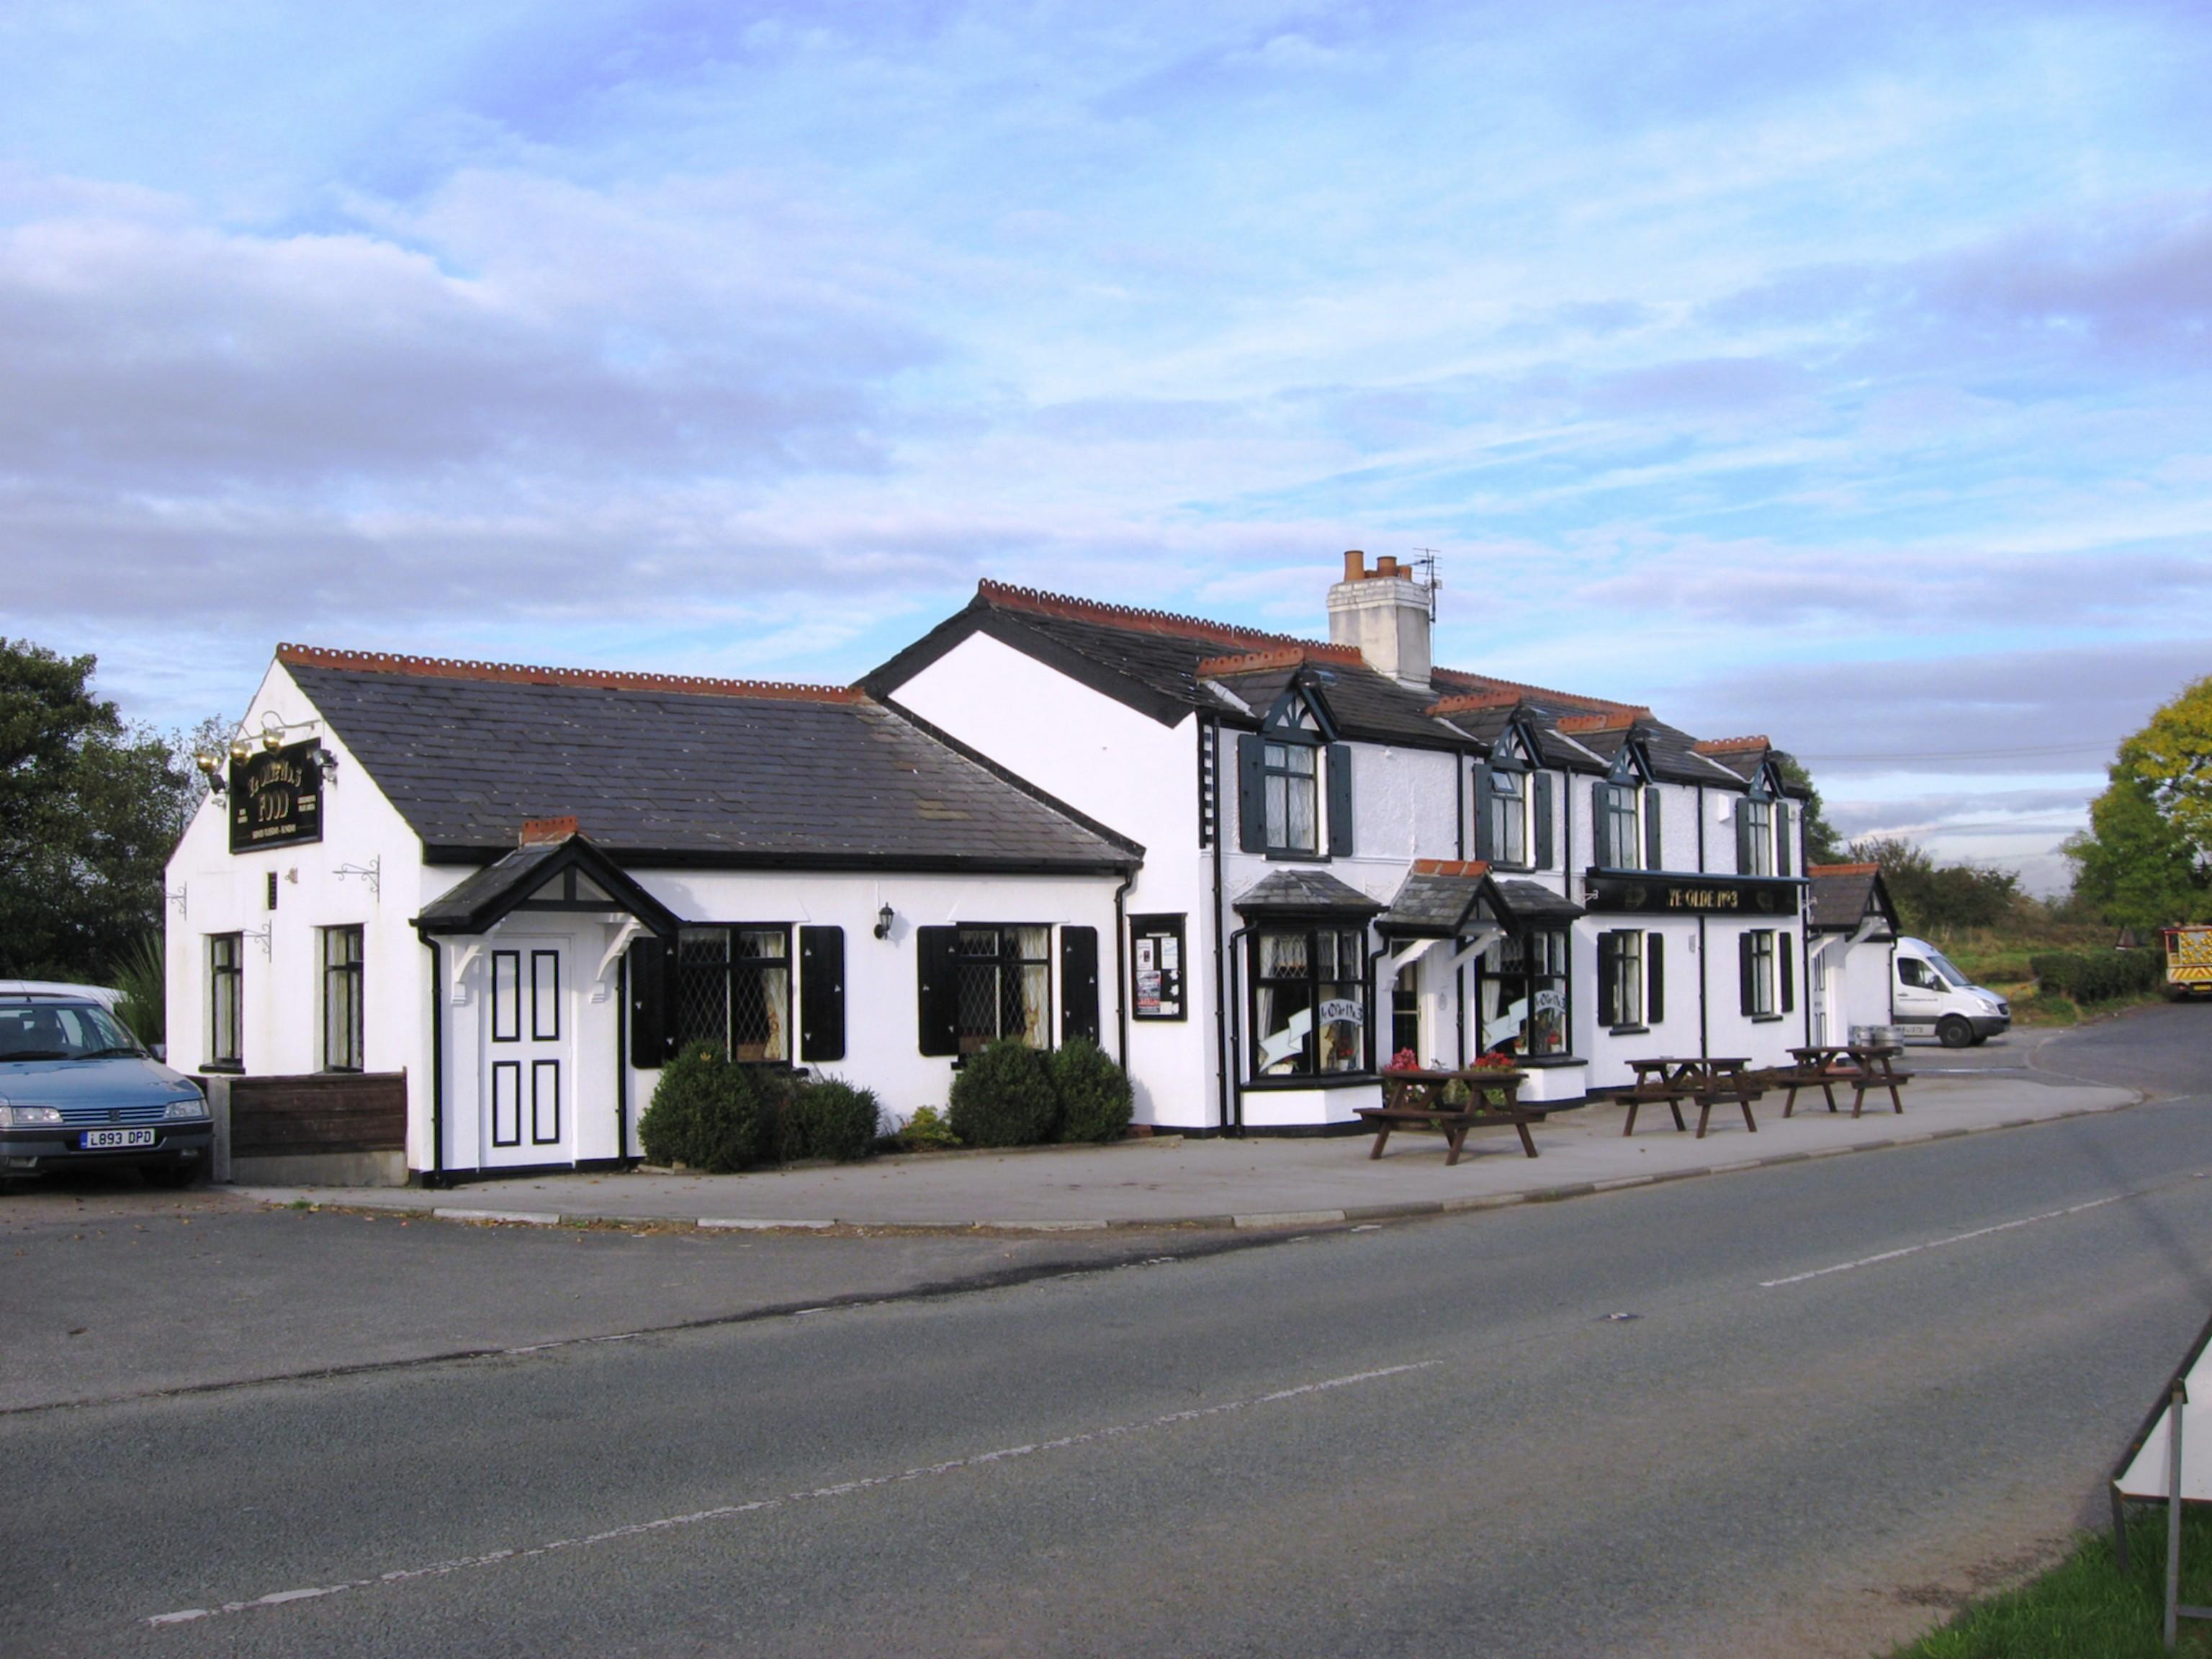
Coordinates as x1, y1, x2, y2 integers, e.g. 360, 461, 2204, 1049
888, 631, 1218, 1130
164, 662, 435, 1168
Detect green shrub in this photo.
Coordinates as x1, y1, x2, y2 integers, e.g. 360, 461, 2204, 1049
896, 1105, 961, 1151
637, 1043, 770, 1172
784, 1078, 883, 1162
1051, 1038, 1133, 1143
2030, 949, 2162, 1004
109, 932, 164, 1049
948, 1039, 1061, 1146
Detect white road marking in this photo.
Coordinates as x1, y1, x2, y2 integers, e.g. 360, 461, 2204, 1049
146, 1359, 1439, 1629
1759, 1195, 2128, 1287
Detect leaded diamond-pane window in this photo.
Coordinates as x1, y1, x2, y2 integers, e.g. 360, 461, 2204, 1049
954, 925, 1050, 1053
675, 925, 790, 1062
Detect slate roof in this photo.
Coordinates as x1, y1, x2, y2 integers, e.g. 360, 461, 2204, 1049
1379, 863, 1588, 936
415, 835, 683, 935
866, 581, 1775, 783
279, 647, 1141, 873
1379, 860, 1491, 935
1807, 863, 1898, 934
1231, 868, 1384, 915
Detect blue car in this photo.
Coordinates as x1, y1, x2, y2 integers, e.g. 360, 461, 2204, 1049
0, 994, 212, 1186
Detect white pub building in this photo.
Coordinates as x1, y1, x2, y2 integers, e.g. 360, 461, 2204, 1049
166, 552, 1830, 1181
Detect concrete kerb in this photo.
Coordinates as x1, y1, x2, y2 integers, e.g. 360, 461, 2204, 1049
234, 1080, 2149, 1239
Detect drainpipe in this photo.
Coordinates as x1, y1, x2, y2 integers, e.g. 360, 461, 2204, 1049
616, 952, 631, 1164
420, 933, 446, 1189
1209, 719, 1235, 1137
1226, 921, 1257, 1134
1112, 868, 1136, 1068
1455, 755, 1467, 1068
1697, 915, 1709, 1062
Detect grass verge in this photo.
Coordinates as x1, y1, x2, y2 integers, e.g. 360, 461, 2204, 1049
1893, 1507, 2212, 1657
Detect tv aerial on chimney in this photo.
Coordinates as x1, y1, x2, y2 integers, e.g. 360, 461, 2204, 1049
1410, 549, 1441, 623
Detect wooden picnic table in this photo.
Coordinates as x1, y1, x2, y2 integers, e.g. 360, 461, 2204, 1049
1773, 1043, 1913, 1118
1620, 1056, 1762, 1140
1357, 1068, 1545, 1165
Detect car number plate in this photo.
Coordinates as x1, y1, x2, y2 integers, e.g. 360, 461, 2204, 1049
81, 1128, 157, 1149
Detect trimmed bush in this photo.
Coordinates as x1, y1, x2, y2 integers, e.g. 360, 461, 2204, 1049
785, 1078, 883, 1162
948, 1039, 1061, 1146
896, 1105, 961, 1151
1051, 1038, 1133, 1143
637, 1043, 770, 1172
2030, 949, 2162, 1004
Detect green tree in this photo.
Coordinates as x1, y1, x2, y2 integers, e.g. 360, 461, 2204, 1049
1848, 836, 2020, 937
1774, 755, 1846, 866
2065, 677, 2212, 929
0, 639, 196, 981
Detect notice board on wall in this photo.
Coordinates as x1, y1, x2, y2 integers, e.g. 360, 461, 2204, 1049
1130, 913, 1186, 1021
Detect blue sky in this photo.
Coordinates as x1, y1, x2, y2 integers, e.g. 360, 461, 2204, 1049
4, 1, 2208, 889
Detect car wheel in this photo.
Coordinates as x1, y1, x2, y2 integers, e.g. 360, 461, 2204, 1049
144, 1162, 202, 1190
1937, 1016, 1974, 1049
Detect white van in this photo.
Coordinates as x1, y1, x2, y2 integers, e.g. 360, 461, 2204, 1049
1892, 938, 2010, 1048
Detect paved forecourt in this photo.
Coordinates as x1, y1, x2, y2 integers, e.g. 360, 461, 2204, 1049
240, 1069, 2136, 1231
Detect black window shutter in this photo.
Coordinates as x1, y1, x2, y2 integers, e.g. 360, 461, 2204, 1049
627, 936, 672, 1068
1058, 926, 1100, 1046
1472, 762, 1494, 860
1596, 932, 1620, 1028
1533, 773, 1554, 869
917, 926, 959, 1056
1593, 781, 1613, 867
1236, 734, 1267, 853
1739, 932, 1755, 1016
799, 926, 846, 1063
1736, 802, 1755, 876
1326, 743, 1354, 856
1643, 788, 1663, 871
1647, 932, 1665, 1025
1780, 937, 1796, 1013
1775, 803, 1794, 878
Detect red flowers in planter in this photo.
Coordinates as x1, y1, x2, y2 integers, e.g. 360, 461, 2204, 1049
1385, 1048, 1423, 1074
1470, 1051, 1519, 1071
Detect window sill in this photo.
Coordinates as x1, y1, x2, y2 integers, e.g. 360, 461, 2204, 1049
1516, 1055, 1587, 1069
198, 1061, 244, 1076
1243, 1072, 1377, 1092
1608, 1025, 1648, 1037
1263, 850, 1330, 863
1750, 1014, 1787, 1024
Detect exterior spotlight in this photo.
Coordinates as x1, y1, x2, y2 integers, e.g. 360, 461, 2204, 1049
261, 711, 286, 750
313, 747, 339, 780
193, 751, 228, 795
229, 738, 253, 763
875, 904, 895, 940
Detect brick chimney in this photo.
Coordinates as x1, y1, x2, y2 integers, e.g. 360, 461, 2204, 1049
1326, 550, 1432, 690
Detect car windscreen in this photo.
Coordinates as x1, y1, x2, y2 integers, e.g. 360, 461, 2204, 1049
1926, 952, 1970, 989
0, 1002, 145, 1060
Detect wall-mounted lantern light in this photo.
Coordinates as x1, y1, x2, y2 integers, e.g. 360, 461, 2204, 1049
875, 904, 895, 940
313, 747, 339, 781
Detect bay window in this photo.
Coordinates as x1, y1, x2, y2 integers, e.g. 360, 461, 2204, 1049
1479, 930, 1568, 1058
1251, 927, 1366, 1079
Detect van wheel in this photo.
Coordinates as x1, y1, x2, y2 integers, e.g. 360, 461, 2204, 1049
1937, 1016, 1975, 1049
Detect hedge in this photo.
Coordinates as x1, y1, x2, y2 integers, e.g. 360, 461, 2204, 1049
2029, 949, 2162, 1004
948, 1039, 1061, 1146
1051, 1038, 1134, 1143
641, 1051, 884, 1169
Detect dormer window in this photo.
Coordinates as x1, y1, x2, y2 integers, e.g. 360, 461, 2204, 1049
1264, 740, 1319, 855
1737, 772, 1794, 878
1594, 750, 1662, 871
1236, 680, 1352, 860
1475, 729, 1553, 869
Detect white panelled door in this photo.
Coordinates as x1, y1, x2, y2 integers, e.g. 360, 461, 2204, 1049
483, 937, 572, 1166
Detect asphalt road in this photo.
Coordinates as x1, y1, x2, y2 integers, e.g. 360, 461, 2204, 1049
7, 1007, 2212, 1658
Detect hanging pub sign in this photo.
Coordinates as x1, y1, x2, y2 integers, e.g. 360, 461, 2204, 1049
230, 739, 324, 853
1584, 873, 1799, 916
